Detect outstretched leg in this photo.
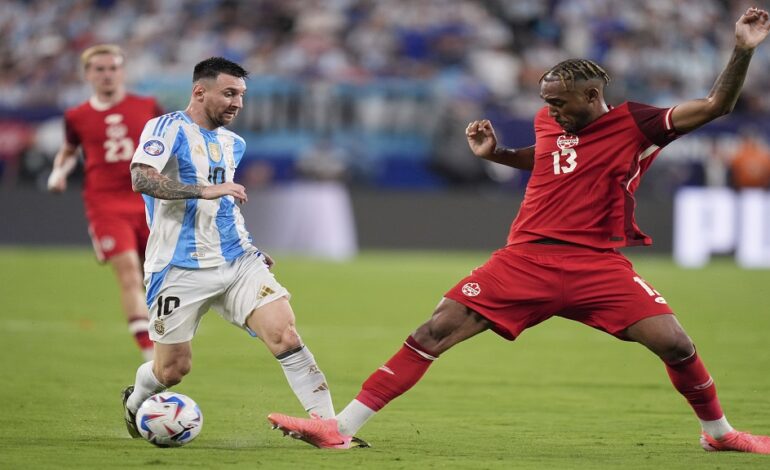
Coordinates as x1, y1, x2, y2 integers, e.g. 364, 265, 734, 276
247, 297, 335, 419
625, 314, 770, 454
338, 298, 490, 435
268, 298, 491, 448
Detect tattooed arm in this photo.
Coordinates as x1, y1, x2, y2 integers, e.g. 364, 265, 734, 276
671, 8, 769, 134
131, 163, 248, 203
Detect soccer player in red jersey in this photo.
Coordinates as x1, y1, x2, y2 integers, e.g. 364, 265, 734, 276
268, 8, 770, 453
48, 45, 163, 361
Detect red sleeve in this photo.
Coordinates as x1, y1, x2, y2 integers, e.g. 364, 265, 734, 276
627, 102, 679, 148
63, 112, 80, 146
152, 99, 164, 117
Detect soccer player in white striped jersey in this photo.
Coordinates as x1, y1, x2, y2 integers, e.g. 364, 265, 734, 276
120, 57, 357, 444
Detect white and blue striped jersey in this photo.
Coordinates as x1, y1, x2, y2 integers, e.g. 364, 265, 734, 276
131, 111, 257, 273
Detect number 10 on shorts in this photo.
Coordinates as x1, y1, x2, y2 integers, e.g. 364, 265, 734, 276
633, 276, 667, 304
156, 295, 180, 316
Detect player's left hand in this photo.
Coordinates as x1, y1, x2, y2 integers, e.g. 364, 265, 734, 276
735, 7, 770, 49
47, 170, 67, 192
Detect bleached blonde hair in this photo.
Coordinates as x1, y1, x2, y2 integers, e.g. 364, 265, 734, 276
80, 44, 124, 69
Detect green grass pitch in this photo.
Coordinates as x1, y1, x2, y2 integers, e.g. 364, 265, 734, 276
1, 247, 769, 469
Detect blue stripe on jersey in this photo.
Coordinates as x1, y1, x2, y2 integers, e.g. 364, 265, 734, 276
145, 264, 172, 309
142, 194, 156, 227
152, 112, 182, 137
169, 131, 200, 268
232, 136, 246, 167
161, 112, 182, 137
171, 200, 199, 268
216, 197, 245, 262
152, 115, 169, 136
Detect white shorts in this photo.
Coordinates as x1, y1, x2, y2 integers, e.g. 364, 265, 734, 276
145, 252, 290, 344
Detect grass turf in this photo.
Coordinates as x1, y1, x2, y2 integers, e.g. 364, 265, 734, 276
0, 247, 769, 469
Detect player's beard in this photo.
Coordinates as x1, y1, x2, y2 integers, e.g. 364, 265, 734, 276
209, 109, 237, 128
564, 108, 593, 133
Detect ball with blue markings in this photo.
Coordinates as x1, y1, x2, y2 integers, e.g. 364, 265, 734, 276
135, 392, 203, 447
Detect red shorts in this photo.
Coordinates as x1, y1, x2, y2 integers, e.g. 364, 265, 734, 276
87, 211, 149, 263
445, 243, 673, 341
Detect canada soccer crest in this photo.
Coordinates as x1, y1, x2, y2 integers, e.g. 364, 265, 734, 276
462, 282, 481, 297
99, 236, 115, 252
557, 134, 579, 150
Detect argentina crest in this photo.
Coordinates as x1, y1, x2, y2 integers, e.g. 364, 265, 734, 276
208, 142, 222, 162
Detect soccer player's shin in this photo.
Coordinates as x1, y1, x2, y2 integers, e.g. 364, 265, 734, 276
665, 352, 733, 438
126, 361, 166, 413
354, 336, 439, 412
277, 345, 335, 419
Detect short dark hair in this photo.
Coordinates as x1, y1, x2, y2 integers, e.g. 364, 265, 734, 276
192, 57, 249, 83
540, 58, 610, 89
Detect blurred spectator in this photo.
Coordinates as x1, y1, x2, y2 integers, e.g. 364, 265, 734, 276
3, 0, 767, 114
2, 0, 770, 190
296, 138, 351, 181
729, 132, 770, 189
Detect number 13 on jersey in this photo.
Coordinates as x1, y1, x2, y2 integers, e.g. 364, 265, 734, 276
551, 148, 577, 174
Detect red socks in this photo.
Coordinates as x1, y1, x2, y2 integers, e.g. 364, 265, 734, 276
128, 318, 154, 351
356, 336, 439, 411
665, 352, 724, 421
355, 337, 725, 421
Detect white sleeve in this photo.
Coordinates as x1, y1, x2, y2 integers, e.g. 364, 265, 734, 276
131, 116, 178, 172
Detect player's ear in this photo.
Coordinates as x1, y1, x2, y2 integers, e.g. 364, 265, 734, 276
192, 82, 206, 102
585, 87, 600, 103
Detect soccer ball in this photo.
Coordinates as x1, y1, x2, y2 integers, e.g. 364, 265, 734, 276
135, 392, 203, 447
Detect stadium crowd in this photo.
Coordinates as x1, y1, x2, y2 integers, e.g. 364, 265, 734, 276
1, 0, 769, 188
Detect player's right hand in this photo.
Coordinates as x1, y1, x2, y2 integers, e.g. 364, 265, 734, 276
47, 169, 67, 192
465, 120, 498, 159
202, 182, 248, 204
735, 7, 769, 49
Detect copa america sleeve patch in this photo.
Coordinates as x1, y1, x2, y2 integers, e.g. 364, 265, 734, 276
143, 140, 165, 156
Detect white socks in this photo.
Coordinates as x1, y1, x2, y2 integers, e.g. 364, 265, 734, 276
277, 346, 335, 419
140, 347, 154, 362
336, 399, 376, 436
700, 416, 734, 439
127, 361, 166, 413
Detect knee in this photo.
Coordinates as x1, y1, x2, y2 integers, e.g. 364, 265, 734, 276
657, 331, 695, 363
412, 321, 447, 350
266, 323, 302, 355
412, 307, 457, 352
154, 357, 191, 387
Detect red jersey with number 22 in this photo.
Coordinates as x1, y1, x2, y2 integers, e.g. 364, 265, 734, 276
65, 94, 162, 217
508, 102, 680, 248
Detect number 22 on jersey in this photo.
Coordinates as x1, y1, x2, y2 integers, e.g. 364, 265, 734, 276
551, 148, 577, 175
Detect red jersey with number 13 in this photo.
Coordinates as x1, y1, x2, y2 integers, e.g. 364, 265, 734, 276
64, 94, 162, 217
508, 102, 680, 248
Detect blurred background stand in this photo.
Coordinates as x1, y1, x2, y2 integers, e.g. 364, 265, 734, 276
242, 181, 357, 261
